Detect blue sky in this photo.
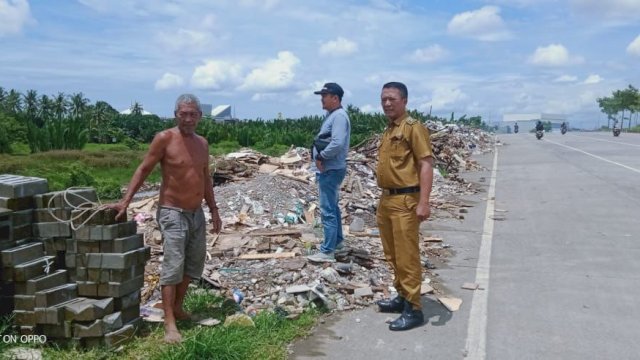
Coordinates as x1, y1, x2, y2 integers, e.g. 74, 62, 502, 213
1, 0, 639, 128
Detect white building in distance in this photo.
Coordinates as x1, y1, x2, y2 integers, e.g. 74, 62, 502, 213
502, 113, 567, 133
211, 105, 234, 122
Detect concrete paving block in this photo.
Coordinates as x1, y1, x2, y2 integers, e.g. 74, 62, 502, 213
75, 267, 88, 281
42, 321, 72, 338
71, 208, 121, 226
84, 247, 148, 270
11, 209, 33, 227
74, 319, 106, 338
113, 234, 143, 254
14, 295, 35, 311
77, 240, 101, 254
0, 239, 16, 252
76, 281, 98, 297
22, 269, 68, 295
99, 240, 113, 253
13, 310, 36, 326
34, 208, 72, 223
0, 207, 12, 221
0, 174, 48, 198
1, 242, 43, 267
35, 283, 77, 308
18, 326, 36, 336
109, 265, 144, 283
34, 188, 96, 209
12, 255, 57, 282
12, 224, 33, 241
97, 276, 144, 298
120, 305, 140, 324
113, 290, 140, 311
0, 196, 34, 211
64, 297, 114, 322
103, 311, 123, 333
33, 222, 71, 238
103, 322, 136, 348
0, 223, 12, 242
73, 221, 136, 241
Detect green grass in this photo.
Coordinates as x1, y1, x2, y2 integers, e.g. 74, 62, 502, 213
3, 287, 318, 360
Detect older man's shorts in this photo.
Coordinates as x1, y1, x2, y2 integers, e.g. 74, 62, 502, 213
157, 206, 206, 285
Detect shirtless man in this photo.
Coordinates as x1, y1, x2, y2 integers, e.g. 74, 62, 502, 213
108, 94, 222, 343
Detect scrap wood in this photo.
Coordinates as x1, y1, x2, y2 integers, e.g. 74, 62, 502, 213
244, 229, 302, 237
237, 252, 296, 260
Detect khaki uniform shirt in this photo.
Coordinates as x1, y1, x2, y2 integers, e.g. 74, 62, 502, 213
376, 114, 433, 189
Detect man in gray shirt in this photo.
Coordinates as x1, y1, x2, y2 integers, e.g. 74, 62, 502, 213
307, 82, 351, 263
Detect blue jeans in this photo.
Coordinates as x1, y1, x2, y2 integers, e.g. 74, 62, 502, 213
317, 168, 346, 253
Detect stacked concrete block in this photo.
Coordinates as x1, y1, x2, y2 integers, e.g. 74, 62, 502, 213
64, 208, 149, 347
0, 174, 48, 247
1, 241, 65, 334
0, 175, 150, 348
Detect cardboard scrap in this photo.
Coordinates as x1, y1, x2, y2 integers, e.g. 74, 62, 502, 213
420, 282, 434, 295
437, 296, 462, 312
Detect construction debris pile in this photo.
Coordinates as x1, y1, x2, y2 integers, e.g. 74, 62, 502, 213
136, 125, 495, 318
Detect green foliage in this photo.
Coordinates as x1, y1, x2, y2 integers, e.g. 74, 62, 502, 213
598, 85, 640, 129
0, 124, 11, 154
96, 179, 122, 200
123, 137, 140, 150
65, 162, 96, 188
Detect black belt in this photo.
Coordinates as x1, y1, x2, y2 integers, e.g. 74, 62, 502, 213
383, 186, 420, 195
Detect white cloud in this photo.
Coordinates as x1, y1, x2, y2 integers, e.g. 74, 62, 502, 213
239, 0, 281, 10
409, 44, 448, 63
155, 73, 185, 90
0, 0, 33, 36
359, 104, 379, 114
319, 37, 359, 57
240, 51, 300, 92
627, 34, 640, 56
421, 87, 469, 111
156, 28, 216, 53
570, 0, 640, 21
191, 60, 243, 90
583, 74, 602, 84
555, 75, 578, 82
447, 6, 511, 41
529, 44, 581, 66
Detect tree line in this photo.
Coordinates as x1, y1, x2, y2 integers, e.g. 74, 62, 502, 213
0, 86, 491, 155
597, 85, 640, 130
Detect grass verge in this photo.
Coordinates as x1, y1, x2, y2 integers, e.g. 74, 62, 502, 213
1, 287, 318, 360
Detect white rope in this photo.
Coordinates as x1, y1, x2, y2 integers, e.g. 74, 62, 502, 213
46, 187, 109, 231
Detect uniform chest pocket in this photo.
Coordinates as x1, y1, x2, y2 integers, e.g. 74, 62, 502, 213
389, 135, 409, 159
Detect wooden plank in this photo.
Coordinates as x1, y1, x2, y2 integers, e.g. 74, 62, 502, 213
237, 252, 296, 260
244, 230, 302, 237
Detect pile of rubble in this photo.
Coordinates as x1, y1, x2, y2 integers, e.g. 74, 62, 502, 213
135, 125, 495, 318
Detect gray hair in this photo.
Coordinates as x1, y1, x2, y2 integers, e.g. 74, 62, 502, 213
174, 93, 202, 113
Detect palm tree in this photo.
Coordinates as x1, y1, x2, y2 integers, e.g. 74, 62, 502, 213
38, 94, 53, 121
69, 92, 89, 119
6, 89, 22, 114
24, 89, 39, 119
53, 92, 67, 119
130, 101, 144, 116
92, 101, 115, 143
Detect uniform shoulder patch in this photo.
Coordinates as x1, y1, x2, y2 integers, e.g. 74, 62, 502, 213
405, 117, 418, 125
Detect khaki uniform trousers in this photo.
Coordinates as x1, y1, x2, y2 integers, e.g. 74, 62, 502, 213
376, 192, 422, 310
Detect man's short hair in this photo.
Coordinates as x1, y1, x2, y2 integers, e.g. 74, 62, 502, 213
175, 94, 202, 113
382, 82, 408, 99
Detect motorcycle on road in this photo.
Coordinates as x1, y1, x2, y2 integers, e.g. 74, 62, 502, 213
536, 130, 544, 140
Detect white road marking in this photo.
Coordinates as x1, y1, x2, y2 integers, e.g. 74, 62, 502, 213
465, 143, 499, 360
566, 134, 640, 148
545, 139, 640, 174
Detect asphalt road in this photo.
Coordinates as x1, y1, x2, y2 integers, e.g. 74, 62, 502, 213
290, 131, 640, 360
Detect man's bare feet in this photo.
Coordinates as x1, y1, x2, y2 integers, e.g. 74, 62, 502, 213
174, 308, 192, 321
164, 324, 182, 344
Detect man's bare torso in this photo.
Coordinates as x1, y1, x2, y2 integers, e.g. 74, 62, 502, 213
158, 128, 209, 211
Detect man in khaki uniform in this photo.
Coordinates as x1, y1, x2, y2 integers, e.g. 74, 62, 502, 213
375, 82, 434, 331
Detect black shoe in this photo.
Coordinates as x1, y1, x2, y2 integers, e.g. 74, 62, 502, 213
377, 296, 405, 313
389, 303, 424, 331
